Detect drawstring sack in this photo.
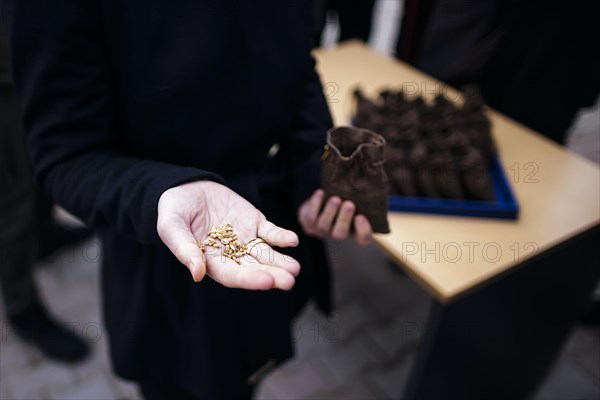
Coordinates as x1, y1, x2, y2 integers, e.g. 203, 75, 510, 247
321, 126, 390, 234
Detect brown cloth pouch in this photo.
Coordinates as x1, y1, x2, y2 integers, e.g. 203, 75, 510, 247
321, 126, 390, 234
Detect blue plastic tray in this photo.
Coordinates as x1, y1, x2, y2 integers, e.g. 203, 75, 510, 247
388, 156, 519, 219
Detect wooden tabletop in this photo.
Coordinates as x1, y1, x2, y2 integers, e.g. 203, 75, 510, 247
314, 42, 600, 303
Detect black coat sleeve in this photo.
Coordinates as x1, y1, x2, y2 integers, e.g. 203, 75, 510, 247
4, 0, 224, 245
286, 56, 333, 209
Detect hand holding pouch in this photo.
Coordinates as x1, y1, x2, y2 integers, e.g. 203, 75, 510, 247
321, 126, 390, 234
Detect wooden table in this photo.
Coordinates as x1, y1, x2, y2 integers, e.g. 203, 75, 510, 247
314, 42, 600, 399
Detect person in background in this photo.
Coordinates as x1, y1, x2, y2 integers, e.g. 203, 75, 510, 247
0, 30, 91, 362
313, 0, 376, 46
395, 0, 600, 145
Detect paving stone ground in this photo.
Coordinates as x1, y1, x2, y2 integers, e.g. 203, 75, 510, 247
1, 1, 599, 398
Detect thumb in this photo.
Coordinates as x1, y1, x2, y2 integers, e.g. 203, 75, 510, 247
157, 215, 207, 282
257, 220, 299, 248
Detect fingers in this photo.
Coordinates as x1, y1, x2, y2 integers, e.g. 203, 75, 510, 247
205, 254, 275, 290
353, 214, 373, 246
204, 250, 296, 291
298, 189, 325, 234
246, 243, 301, 276
257, 220, 299, 248
157, 215, 207, 282
331, 200, 355, 240
241, 259, 296, 291
315, 196, 341, 236
299, 190, 374, 246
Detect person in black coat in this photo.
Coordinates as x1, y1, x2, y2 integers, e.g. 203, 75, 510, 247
3, 1, 373, 398
396, 0, 600, 145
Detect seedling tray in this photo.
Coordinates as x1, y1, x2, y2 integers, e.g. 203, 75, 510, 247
388, 156, 519, 219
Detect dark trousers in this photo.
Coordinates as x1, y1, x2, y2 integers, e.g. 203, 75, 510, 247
0, 86, 58, 316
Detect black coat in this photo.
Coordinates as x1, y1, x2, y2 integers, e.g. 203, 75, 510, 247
404, 0, 600, 144
4, 1, 333, 397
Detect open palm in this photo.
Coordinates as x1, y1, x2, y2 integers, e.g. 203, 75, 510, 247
157, 181, 300, 290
